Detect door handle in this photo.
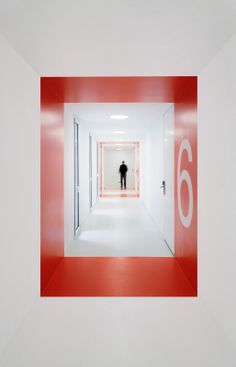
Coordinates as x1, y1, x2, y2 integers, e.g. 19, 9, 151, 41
160, 180, 166, 195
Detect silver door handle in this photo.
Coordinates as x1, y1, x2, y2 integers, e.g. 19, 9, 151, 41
160, 181, 166, 195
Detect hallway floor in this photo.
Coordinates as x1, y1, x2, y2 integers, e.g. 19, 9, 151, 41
100, 189, 139, 198
66, 198, 173, 257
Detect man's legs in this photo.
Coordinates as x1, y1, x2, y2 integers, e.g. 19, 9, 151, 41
120, 174, 123, 189
120, 174, 127, 189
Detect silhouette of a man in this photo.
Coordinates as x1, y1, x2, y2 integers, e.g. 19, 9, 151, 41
119, 161, 128, 189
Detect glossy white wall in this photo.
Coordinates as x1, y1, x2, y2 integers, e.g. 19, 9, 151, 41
198, 32, 236, 346
0, 35, 39, 355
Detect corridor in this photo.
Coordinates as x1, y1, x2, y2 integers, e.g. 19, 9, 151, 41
2, 1, 236, 365
66, 198, 173, 257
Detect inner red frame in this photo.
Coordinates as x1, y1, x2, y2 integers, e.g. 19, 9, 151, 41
41, 77, 197, 297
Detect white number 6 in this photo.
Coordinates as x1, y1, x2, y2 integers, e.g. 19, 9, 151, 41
177, 139, 193, 228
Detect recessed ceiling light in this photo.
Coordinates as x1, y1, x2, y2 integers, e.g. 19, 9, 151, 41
112, 130, 126, 134
110, 115, 128, 120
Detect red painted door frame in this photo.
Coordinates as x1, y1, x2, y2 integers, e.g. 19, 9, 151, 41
41, 77, 197, 297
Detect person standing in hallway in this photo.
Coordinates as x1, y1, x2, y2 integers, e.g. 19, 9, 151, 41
119, 161, 128, 189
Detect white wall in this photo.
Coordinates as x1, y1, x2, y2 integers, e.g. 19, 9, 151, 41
198, 32, 236, 346
1, 33, 236, 367
0, 35, 39, 355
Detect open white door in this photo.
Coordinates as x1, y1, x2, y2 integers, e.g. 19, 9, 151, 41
163, 105, 174, 254
89, 134, 92, 209
74, 119, 80, 234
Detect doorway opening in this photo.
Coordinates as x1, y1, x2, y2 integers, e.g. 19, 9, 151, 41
41, 76, 197, 297
99, 141, 140, 198
66, 102, 174, 258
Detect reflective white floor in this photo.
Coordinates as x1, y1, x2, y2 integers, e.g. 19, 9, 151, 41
100, 189, 139, 197
66, 198, 173, 257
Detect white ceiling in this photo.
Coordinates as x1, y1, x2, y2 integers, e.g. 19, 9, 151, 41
0, 0, 236, 75
68, 102, 171, 136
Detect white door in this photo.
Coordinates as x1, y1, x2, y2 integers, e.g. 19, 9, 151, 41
74, 120, 80, 234
163, 105, 174, 254
89, 134, 92, 208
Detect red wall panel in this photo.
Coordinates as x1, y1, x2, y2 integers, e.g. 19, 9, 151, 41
41, 82, 64, 293
174, 84, 198, 290
41, 76, 195, 103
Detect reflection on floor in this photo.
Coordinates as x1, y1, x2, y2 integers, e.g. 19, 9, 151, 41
100, 189, 139, 198
66, 198, 173, 257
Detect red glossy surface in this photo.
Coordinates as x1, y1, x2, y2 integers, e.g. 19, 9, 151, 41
41, 76, 198, 296
41, 77, 196, 103
42, 258, 195, 297
174, 82, 198, 290
41, 81, 64, 293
